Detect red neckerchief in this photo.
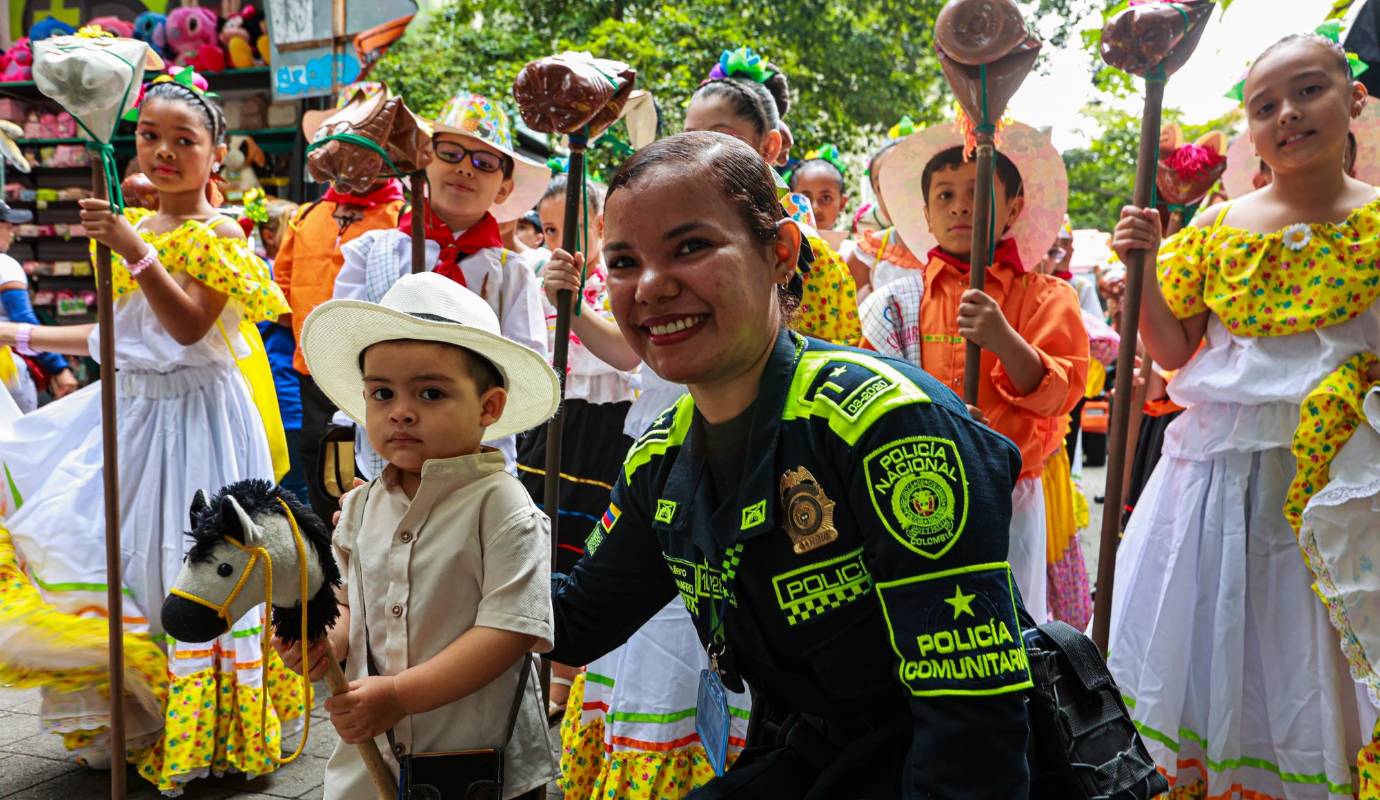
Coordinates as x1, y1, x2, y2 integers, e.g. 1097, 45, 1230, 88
397, 205, 503, 287
1053, 269, 1074, 281
323, 179, 405, 209
927, 237, 1025, 276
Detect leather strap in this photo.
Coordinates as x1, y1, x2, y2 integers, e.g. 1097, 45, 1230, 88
348, 479, 531, 748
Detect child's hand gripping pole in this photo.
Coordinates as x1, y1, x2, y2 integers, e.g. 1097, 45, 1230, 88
1090, 0, 1213, 654
931, 0, 1042, 405
321, 649, 396, 800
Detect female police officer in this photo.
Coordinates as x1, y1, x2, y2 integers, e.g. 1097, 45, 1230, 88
548, 132, 1031, 799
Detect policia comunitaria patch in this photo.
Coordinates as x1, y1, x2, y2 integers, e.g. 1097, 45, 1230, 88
863, 435, 969, 559
876, 562, 1032, 697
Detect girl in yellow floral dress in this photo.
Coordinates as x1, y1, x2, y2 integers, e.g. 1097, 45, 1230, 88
1106, 33, 1380, 800
0, 74, 304, 794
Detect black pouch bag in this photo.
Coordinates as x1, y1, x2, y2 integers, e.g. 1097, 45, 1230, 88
1022, 620, 1168, 799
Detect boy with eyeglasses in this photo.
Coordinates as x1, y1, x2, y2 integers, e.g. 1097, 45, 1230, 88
333, 93, 553, 472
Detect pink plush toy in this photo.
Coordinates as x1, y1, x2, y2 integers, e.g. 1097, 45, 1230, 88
87, 16, 136, 39
167, 7, 226, 73
0, 39, 33, 83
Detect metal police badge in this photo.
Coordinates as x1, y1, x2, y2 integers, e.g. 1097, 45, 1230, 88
779, 466, 839, 554
863, 436, 969, 559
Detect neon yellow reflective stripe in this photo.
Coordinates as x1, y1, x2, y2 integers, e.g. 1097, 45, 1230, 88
31, 575, 135, 598
782, 350, 930, 446
1121, 695, 1353, 794
623, 395, 694, 481
875, 561, 1033, 698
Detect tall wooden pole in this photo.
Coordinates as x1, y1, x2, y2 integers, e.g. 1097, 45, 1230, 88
1091, 76, 1166, 652
94, 165, 126, 799
962, 133, 997, 406
410, 171, 426, 274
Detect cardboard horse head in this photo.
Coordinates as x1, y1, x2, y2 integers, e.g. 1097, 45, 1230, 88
161, 480, 340, 645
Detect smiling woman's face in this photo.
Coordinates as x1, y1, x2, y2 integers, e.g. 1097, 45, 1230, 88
602, 161, 789, 387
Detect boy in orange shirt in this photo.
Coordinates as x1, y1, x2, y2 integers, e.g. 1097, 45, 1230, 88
866, 121, 1088, 621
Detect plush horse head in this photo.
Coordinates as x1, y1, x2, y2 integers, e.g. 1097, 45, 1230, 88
161, 480, 340, 645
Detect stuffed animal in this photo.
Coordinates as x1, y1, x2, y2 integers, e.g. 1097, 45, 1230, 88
220, 6, 268, 69
133, 12, 172, 63
28, 17, 76, 42
223, 134, 266, 195
86, 16, 135, 39
167, 7, 226, 73
0, 39, 33, 83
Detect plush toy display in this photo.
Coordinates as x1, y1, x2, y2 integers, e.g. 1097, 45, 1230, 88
134, 12, 172, 63
167, 7, 226, 73
86, 16, 136, 38
220, 5, 269, 69
223, 134, 266, 197
0, 40, 33, 83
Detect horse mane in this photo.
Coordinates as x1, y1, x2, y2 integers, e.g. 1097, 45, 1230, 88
184, 479, 342, 643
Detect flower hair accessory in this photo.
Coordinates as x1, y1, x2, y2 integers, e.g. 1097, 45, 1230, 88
804, 143, 847, 175
887, 115, 916, 140
243, 187, 268, 224
1226, 20, 1368, 102
122, 65, 215, 122
707, 46, 771, 83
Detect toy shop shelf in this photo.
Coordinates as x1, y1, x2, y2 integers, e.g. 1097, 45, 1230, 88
0, 69, 272, 103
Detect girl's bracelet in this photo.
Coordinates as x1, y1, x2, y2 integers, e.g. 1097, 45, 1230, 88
14, 323, 38, 356
127, 245, 159, 277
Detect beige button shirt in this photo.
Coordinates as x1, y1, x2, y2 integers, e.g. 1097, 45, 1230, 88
323, 449, 556, 800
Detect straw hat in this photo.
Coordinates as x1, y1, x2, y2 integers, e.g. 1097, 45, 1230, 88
878, 120, 1068, 272
431, 93, 551, 223
301, 272, 559, 440
1222, 97, 1380, 198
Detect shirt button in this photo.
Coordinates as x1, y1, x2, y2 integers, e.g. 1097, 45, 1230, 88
393, 743, 407, 757
391, 604, 403, 617
400, 531, 412, 543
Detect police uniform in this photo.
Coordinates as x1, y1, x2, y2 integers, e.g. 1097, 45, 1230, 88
550, 329, 1031, 799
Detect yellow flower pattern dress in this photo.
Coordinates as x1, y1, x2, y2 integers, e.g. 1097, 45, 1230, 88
1105, 199, 1380, 800
794, 235, 861, 345
0, 208, 307, 794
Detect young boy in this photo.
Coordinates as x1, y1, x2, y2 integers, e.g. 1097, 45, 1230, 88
285, 271, 562, 799
873, 121, 1089, 622
332, 92, 550, 473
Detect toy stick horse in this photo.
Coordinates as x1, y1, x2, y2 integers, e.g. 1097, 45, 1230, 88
159, 480, 394, 800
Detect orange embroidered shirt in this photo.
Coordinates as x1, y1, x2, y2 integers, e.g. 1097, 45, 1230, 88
274, 199, 405, 373
919, 256, 1089, 480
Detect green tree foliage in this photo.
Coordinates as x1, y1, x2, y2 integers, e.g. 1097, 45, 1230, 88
375, 0, 1090, 158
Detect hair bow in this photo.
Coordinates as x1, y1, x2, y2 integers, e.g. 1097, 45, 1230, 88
121, 65, 215, 121
708, 46, 771, 83
1226, 21, 1368, 102
804, 143, 846, 175
887, 115, 916, 140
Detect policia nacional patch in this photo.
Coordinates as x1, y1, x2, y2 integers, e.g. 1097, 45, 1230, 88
863, 436, 969, 559
876, 562, 1032, 697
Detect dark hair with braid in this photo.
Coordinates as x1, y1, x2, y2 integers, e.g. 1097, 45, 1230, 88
142, 80, 227, 145
1248, 33, 1352, 87
692, 66, 792, 138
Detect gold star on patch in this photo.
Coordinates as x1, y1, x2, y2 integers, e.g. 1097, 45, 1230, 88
945, 584, 976, 619
830, 365, 848, 378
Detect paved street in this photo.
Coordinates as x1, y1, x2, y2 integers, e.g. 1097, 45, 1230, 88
0, 463, 1111, 799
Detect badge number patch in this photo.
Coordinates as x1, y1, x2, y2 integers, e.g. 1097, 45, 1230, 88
876, 562, 1032, 697
863, 436, 969, 559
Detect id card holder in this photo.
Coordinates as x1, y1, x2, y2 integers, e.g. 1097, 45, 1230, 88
696, 666, 731, 777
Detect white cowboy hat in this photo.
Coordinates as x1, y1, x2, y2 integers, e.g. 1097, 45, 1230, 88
301, 272, 559, 440
879, 120, 1068, 273
431, 92, 551, 223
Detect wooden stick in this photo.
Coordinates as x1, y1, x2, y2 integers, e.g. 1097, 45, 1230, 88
1091, 76, 1167, 653
542, 141, 587, 708
322, 652, 395, 800
409, 171, 426, 274
962, 135, 997, 406
94, 165, 126, 798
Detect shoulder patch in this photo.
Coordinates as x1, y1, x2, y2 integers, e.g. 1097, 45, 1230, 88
624, 395, 694, 481
876, 562, 1032, 697
584, 503, 620, 556
783, 351, 930, 445
863, 436, 969, 559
